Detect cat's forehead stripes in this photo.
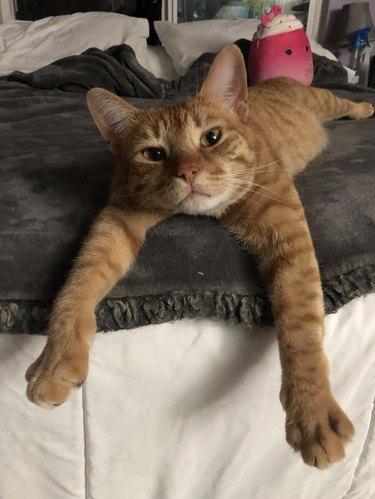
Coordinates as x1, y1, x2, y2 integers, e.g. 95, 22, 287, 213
136, 102, 208, 151
154, 104, 203, 134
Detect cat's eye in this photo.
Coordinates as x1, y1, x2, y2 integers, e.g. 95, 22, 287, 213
285, 49, 293, 55
201, 129, 222, 147
143, 147, 166, 161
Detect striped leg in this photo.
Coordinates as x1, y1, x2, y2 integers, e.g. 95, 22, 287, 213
308, 87, 374, 121
26, 207, 163, 408
224, 180, 354, 468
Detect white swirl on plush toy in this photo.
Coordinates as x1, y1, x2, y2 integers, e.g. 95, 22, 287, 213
253, 13, 303, 40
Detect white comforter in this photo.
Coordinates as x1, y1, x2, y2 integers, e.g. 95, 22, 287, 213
1, 294, 374, 499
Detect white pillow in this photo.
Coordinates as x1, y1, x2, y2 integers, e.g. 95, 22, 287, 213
155, 19, 259, 76
0, 12, 150, 76
146, 45, 179, 81
155, 20, 342, 77
309, 40, 337, 61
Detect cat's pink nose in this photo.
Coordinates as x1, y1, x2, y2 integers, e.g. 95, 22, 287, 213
177, 163, 199, 185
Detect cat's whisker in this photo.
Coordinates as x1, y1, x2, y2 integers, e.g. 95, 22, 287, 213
237, 191, 264, 209
219, 168, 283, 181
222, 181, 264, 208
220, 157, 288, 179
233, 181, 288, 202
250, 156, 285, 172
151, 189, 175, 210
242, 163, 283, 174
137, 193, 154, 212
251, 182, 289, 202
214, 169, 282, 185
210, 158, 285, 180
210, 167, 282, 183
111, 192, 141, 199
221, 178, 252, 186
239, 189, 286, 208
224, 180, 289, 204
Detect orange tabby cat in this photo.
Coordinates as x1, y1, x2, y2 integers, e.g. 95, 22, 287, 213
26, 45, 374, 468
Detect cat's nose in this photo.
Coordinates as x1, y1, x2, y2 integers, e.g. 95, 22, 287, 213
176, 163, 199, 185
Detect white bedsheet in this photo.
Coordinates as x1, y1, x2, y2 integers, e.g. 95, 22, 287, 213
0, 294, 374, 498
0, 12, 150, 76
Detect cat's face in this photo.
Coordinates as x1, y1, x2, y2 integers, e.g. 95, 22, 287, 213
111, 98, 255, 216
87, 44, 251, 216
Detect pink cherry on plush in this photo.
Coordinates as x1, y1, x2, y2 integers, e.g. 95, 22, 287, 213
248, 29, 313, 86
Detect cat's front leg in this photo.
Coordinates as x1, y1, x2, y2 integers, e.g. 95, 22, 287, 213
26, 206, 164, 408
26, 313, 94, 408
223, 184, 354, 468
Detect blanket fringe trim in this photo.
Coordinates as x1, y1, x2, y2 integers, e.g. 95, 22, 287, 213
1, 265, 374, 334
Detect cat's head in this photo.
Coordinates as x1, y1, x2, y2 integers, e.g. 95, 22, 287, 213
87, 45, 255, 217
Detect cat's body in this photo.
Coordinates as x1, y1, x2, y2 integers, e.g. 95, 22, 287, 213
26, 45, 374, 469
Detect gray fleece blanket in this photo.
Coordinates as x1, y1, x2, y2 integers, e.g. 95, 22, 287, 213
0, 44, 374, 334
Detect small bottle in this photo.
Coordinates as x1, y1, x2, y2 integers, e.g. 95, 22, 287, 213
349, 30, 362, 72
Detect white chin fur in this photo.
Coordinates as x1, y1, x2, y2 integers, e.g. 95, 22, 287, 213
178, 190, 231, 215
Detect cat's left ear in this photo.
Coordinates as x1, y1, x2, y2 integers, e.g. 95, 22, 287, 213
86, 88, 137, 150
199, 45, 248, 121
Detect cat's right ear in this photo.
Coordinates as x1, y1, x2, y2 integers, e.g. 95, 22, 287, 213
199, 45, 248, 120
86, 88, 136, 149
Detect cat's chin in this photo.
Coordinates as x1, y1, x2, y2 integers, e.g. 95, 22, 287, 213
177, 190, 231, 216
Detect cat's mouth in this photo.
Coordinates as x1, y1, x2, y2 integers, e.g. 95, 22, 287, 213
177, 186, 230, 215
177, 187, 211, 206
186, 189, 211, 200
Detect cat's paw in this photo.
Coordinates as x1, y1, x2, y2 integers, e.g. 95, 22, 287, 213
281, 387, 355, 469
348, 102, 374, 120
26, 339, 89, 408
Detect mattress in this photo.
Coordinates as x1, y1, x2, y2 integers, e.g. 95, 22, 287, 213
0, 293, 374, 499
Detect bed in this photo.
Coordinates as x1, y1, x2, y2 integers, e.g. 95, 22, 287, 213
0, 12, 374, 499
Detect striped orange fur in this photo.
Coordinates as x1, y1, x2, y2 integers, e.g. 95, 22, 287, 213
26, 45, 374, 468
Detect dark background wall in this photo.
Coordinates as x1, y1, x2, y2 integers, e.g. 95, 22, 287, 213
16, 0, 160, 19
15, 0, 162, 43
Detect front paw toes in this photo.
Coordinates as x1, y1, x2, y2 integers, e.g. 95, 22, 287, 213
300, 426, 346, 469
285, 398, 355, 469
27, 374, 77, 409
26, 345, 88, 408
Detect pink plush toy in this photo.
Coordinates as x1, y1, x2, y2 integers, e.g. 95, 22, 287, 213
247, 5, 313, 86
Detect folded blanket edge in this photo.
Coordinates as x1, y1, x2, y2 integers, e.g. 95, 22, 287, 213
1, 264, 374, 335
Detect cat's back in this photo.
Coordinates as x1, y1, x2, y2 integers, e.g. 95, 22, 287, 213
247, 77, 316, 124
246, 77, 327, 174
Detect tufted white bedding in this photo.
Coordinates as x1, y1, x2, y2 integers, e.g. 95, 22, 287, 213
0, 294, 374, 498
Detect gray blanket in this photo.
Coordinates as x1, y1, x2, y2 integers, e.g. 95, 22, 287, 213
0, 45, 374, 334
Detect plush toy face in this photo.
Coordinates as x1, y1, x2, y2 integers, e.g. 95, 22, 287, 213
248, 26, 313, 86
